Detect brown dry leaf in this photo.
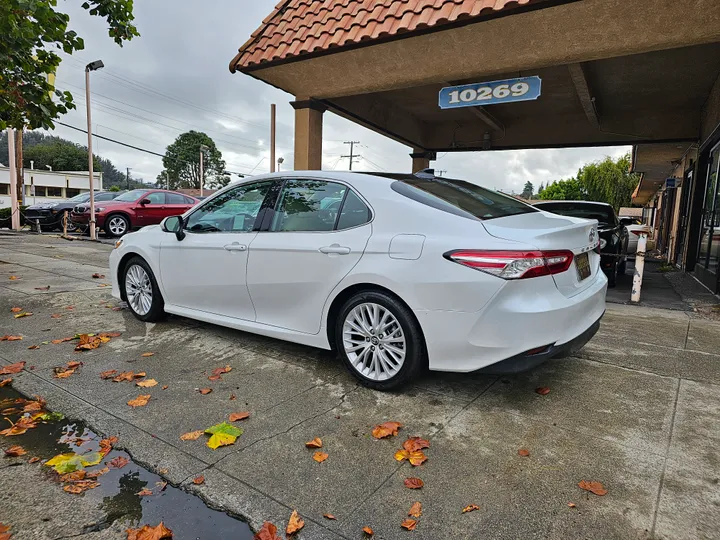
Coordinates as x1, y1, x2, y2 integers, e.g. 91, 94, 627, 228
100, 370, 119, 380
54, 367, 76, 379
99, 436, 118, 456
126, 522, 173, 540
8, 276, 19, 280
28, 457, 40, 464
535, 387, 551, 396
127, 395, 151, 408
0, 523, 10, 540
34, 285, 50, 290
462, 504, 480, 513
403, 437, 430, 453
23, 398, 45, 413
0, 336, 22, 342
404, 477, 424, 489
362, 526, 374, 536
141, 352, 154, 357
162, 385, 168, 390
568, 502, 577, 508
113, 371, 146, 382
192, 475, 205, 485
0, 418, 35, 436
136, 488, 153, 496
323, 514, 336, 520
50, 314, 61, 319
229, 412, 250, 422
518, 449, 530, 457
10, 307, 22, 313
136, 379, 158, 388
0, 362, 25, 375
578, 480, 608, 496
371, 421, 402, 439
198, 388, 212, 395
86, 466, 109, 479
394, 449, 427, 467
401, 519, 417, 531
0, 378, 11, 387
51, 337, 74, 344
92, 273, 105, 279
27, 345, 40, 350
254, 521, 281, 540
229, 393, 236, 400
286, 510, 305, 536
13, 312, 32, 319
4, 445, 26, 457
211, 365, 232, 377
305, 437, 323, 449
108, 456, 130, 469
313, 451, 329, 463
63, 480, 99, 494
408, 502, 422, 518
180, 430, 204, 441
60, 470, 86, 482
156, 480, 168, 491
99, 332, 121, 338
208, 375, 222, 381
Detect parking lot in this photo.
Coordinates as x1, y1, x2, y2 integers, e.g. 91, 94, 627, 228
1, 233, 719, 539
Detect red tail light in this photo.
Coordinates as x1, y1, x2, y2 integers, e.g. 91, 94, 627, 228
631, 230, 646, 236
444, 250, 574, 280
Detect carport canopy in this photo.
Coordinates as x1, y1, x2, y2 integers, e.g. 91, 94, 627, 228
230, 0, 720, 179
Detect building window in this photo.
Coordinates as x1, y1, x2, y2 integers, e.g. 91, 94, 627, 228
26, 185, 33, 197
66, 188, 81, 198
0, 184, 9, 195
46, 187, 63, 197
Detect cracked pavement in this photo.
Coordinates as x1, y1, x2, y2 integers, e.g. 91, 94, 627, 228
1, 234, 719, 539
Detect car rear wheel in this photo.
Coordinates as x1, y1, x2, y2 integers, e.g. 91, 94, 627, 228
336, 291, 425, 390
105, 214, 130, 237
123, 257, 165, 322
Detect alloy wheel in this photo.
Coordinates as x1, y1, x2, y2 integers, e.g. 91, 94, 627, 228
342, 302, 406, 381
125, 264, 153, 316
108, 216, 127, 236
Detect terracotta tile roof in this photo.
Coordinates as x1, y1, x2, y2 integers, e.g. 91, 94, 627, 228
231, 0, 547, 71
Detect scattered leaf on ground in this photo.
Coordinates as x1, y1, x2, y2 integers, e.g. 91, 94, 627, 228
0, 362, 25, 375
254, 521, 281, 540
54, 361, 81, 379
51, 337, 74, 344
394, 449, 427, 466
4, 445, 26, 457
408, 502, 422, 518
568, 502, 577, 508
323, 514, 336, 520
305, 437, 322, 448
100, 370, 119, 379
108, 456, 130, 469
60, 470, 86, 482
162, 385, 168, 390
51, 314, 61, 319
211, 365, 232, 377
192, 475, 205, 485
535, 387, 551, 396
286, 510, 304, 536
180, 430, 204, 441
37, 412, 64, 422
10, 307, 22, 313
136, 488, 153, 496
142, 352, 154, 357
114, 371, 146, 382
404, 477, 424, 489
66, 306, 74, 310
0, 416, 37, 436
518, 449, 530, 457
362, 526, 374, 536
35, 286, 50, 290
462, 504, 480, 513
229, 393, 236, 400
578, 480, 608, 496
205, 422, 242, 450
45, 452, 102, 473
229, 412, 250, 422
13, 312, 32, 319
403, 437, 430, 453
372, 421, 402, 439
127, 395, 151, 408
401, 519, 417, 531
28, 457, 40, 464
126, 522, 173, 540
8, 276, 19, 280
92, 273, 105, 279
99, 437, 118, 457
155, 480, 168, 491
0, 523, 10, 540
0, 379, 11, 387
27, 345, 39, 350
199, 388, 212, 395
63, 480, 99, 494
0, 336, 22, 342
136, 379, 158, 388
313, 451, 329, 463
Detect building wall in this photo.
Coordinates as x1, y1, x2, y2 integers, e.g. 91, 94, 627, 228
701, 72, 720, 145
0, 167, 102, 208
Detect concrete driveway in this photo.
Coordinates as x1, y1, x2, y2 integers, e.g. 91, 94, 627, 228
1, 234, 719, 539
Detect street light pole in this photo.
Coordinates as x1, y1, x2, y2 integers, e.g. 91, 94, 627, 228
85, 59, 104, 240
277, 157, 284, 172
199, 144, 208, 197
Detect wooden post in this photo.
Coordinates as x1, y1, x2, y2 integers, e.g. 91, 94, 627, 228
63, 211, 68, 237
15, 128, 23, 206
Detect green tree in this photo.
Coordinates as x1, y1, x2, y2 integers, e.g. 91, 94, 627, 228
521, 181, 534, 199
23, 140, 99, 171
538, 182, 545, 196
162, 131, 230, 190
539, 178, 584, 201
575, 154, 638, 211
1, 0, 139, 130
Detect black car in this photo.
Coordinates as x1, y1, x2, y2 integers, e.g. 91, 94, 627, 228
24, 191, 125, 232
534, 201, 629, 287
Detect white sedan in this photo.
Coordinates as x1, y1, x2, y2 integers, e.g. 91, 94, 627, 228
110, 171, 607, 390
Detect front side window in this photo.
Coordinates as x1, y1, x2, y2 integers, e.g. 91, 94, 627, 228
272, 180, 347, 232
144, 192, 166, 205
186, 181, 273, 233
114, 189, 149, 202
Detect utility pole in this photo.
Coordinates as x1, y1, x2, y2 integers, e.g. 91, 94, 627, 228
436, 169, 447, 177
126, 168, 131, 190
7, 128, 20, 231
199, 144, 208, 197
342, 141, 361, 171
270, 103, 276, 173
15, 129, 23, 205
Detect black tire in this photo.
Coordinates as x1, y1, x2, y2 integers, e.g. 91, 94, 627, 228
122, 256, 165, 322
104, 213, 130, 237
335, 290, 425, 391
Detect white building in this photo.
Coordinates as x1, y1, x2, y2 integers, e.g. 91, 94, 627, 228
0, 166, 103, 208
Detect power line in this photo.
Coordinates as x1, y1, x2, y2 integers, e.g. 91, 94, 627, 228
341, 141, 361, 171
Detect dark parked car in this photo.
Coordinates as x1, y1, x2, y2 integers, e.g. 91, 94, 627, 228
71, 188, 199, 237
24, 191, 125, 232
534, 201, 628, 287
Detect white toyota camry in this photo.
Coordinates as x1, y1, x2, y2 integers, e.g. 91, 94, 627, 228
109, 171, 607, 390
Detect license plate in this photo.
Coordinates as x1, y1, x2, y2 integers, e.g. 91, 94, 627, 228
575, 252, 591, 281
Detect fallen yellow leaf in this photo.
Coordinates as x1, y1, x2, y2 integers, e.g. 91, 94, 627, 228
313, 451, 329, 463
136, 379, 158, 388
127, 395, 151, 408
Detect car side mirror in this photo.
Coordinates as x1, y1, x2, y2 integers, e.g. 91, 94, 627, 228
139, 198, 151, 205
162, 215, 185, 241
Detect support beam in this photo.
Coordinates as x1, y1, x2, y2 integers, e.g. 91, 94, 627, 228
568, 63, 599, 130
468, 106, 504, 132
410, 150, 436, 174
291, 99, 327, 170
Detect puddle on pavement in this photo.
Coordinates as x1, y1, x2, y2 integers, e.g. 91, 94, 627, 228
0, 385, 253, 539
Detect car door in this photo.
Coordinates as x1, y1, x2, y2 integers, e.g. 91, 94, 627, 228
158, 180, 276, 321
134, 191, 167, 227
246, 178, 372, 334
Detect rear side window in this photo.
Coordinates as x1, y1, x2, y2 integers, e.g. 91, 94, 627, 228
392, 177, 536, 220
167, 193, 187, 204
337, 190, 371, 230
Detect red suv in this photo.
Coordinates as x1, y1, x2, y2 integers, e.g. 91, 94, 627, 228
71, 189, 199, 237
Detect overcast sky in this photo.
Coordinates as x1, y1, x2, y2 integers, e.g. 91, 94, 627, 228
50, 0, 630, 192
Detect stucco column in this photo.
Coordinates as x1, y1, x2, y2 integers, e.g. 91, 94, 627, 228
291, 99, 327, 170
410, 149, 436, 174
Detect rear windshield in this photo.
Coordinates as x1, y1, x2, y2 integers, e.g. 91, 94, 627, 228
391, 177, 536, 220
537, 202, 615, 226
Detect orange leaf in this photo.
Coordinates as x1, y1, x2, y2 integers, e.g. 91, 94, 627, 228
0, 416, 37, 436
313, 451, 329, 463
136, 488, 153, 496
8, 276, 19, 280
371, 421, 402, 439
305, 437, 323, 449
142, 352, 154, 357
50, 314, 61, 319
0, 362, 25, 375
4, 445, 26, 457
199, 388, 212, 395
229, 393, 236, 400
254, 521, 281, 540
51, 337, 74, 344
98, 332, 121, 338
362, 526, 374, 536
127, 395, 151, 408
0, 336, 22, 342
126, 522, 173, 540
209, 365, 232, 380
180, 430, 204, 441
192, 475, 205, 485
99, 436, 118, 457
28, 457, 40, 464
404, 477, 424, 489
100, 370, 119, 379
535, 387, 551, 396
113, 371, 146, 382
286, 510, 305, 536
229, 412, 250, 422
518, 449, 530, 457
462, 504, 480, 513
60, 470, 86, 482
136, 379, 158, 388
394, 449, 427, 466
27, 345, 40, 350
92, 273, 105, 279
401, 519, 417, 531
568, 502, 577, 508
10, 307, 22, 313
63, 480, 99, 494
208, 375, 222, 381
162, 385, 168, 390
0, 378, 11, 387
108, 456, 129, 469
323, 514, 336, 520
0, 523, 10, 540
53, 367, 76, 379
408, 501, 422, 518
578, 480, 607, 496
402, 437, 430, 453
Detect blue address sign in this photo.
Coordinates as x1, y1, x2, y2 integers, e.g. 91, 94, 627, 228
439, 76, 542, 109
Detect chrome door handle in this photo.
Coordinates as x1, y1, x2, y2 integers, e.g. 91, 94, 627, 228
224, 243, 247, 252
319, 244, 351, 255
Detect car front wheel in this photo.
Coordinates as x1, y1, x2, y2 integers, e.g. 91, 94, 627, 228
105, 214, 130, 237
336, 291, 425, 390
123, 257, 165, 322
